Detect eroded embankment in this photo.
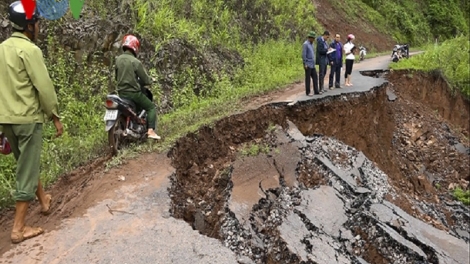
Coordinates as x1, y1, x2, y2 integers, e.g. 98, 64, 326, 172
167, 74, 470, 264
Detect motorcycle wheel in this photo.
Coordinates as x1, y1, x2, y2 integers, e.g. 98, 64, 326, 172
108, 116, 126, 156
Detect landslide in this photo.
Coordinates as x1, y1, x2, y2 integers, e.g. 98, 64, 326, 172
167, 71, 470, 263
313, 0, 395, 51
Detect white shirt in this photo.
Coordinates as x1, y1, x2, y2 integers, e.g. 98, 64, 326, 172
344, 42, 355, 60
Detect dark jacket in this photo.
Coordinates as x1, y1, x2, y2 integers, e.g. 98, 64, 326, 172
115, 50, 152, 94
316, 36, 329, 65
328, 40, 343, 66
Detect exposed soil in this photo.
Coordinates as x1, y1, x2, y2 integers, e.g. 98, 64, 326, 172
0, 153, 169, 256
313, 0, 395, 52
166, 70, 470, 263
0, 62, 469, 262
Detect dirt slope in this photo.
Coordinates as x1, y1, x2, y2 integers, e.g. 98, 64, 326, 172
313, 0, 395, 51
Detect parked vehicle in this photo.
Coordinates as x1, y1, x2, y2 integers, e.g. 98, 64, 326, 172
391, 44, 410, 62
359, 45, 367, 61
391, 45, 400, 62
103, 79, 155, 155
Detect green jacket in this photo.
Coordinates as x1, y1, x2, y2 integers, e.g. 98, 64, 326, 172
115, 50, 152, 94
0, 32, 60, 125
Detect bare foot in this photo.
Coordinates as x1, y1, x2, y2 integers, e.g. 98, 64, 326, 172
41, 194, 52, 215
11, 226, 44, 244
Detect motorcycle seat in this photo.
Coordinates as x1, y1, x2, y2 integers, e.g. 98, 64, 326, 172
120, 98, 136, 109
106, 94, 136, 109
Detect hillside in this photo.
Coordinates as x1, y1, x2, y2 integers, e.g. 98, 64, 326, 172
0, 0, 468, 207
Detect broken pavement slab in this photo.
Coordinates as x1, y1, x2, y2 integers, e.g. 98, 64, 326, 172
229, 154, 281, 224
278, 212, 314, 262
370, 201, 470, 264
315, 154, 358, 190
296, 186, 348, 238
286, 120, 307, 147
271, 128, 301, 188
278, 211, 351, 264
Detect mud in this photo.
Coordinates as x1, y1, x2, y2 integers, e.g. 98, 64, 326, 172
0, 153, 160, 255
167, 72, 470, 263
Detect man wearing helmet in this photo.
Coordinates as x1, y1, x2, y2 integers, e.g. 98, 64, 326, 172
0, 1, 63, 243
115, 34, 161, 140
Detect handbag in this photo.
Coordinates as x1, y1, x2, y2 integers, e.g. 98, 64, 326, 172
0, 132, 12, 155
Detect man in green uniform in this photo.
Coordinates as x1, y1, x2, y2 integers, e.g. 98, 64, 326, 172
0, 1, 63, 243
115, 34, 160, 140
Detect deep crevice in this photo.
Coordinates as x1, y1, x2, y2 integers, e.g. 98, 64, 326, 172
167, 70, 470, 264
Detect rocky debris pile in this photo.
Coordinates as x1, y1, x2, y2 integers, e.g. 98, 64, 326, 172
386, 90, 470, 237
211, 123, 469, 264
165, 75, 470, 263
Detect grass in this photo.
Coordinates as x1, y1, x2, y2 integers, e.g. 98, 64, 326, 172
0, 39, 305, 208
452, 187, 470, 205
239, 143, 271, 157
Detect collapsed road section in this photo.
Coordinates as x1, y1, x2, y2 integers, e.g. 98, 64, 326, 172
167, 71, 470, 264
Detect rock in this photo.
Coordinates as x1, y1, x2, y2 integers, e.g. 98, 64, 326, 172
237, 255, 255, 264
354, 256, 371, 264
354, 187, 371, 194
386, 87, 397, 101
286, 120, 306, 145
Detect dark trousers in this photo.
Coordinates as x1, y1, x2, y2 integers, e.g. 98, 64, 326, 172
120, 91, 157, 130
318, 61, 328, 90
305, 67, 319, 95
345, 59, 354, 78
329, 61, 342, 88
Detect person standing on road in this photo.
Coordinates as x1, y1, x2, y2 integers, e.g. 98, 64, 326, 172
115, 34, 161, 140
343, 34, 356, 86
328, 33, 343, 89
302, 31, 319, 96
0, 1, 64, 244
316, 31, 332, 94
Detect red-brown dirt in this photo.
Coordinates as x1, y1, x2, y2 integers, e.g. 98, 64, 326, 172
167, 71, 469, 242
313, 0, 395, 52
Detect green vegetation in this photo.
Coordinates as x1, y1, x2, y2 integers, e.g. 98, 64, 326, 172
390, 35, 470, 98
0, 0, 321, 208
239, 142, 271, 157
452, 187, 470, 206
332, 0, 468, 45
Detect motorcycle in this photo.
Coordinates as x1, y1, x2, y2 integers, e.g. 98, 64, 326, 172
103, 79, 154, 155
400, 44, 409, 59
391, 44, 410, 63
359, 45, 367, 61
391, 46, 400, 62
